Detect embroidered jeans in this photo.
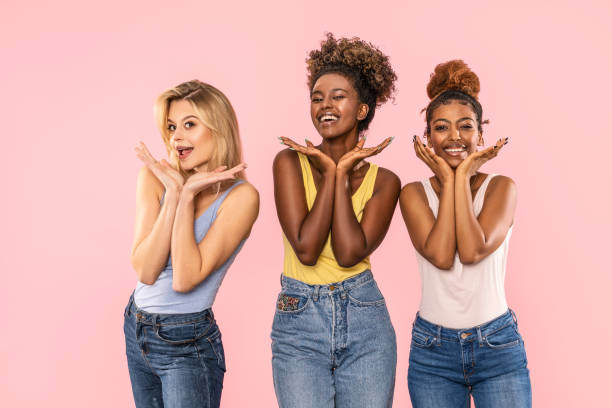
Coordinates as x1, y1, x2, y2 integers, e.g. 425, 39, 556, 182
271, 270, 397, 408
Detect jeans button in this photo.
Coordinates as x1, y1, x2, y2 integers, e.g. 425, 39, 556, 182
329, 285, 335, 291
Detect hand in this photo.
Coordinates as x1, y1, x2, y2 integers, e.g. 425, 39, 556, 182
336, 136, 393, 174
182, 163, 247, 198
135, 141, 184, 192
279, 136, 336, 175
413, 135, 454, 184
456, 137, 508, 178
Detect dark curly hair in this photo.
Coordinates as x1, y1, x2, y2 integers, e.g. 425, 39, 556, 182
307, 33, 397, 133
424, 60, 487, 135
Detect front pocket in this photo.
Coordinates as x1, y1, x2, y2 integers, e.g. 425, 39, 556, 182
155, 322, 200, 344
206, 330, 227, 372
483, 324, 521, 349
411, 327, 436, 348
347, 280, 385, 306
275, 292, 310, 314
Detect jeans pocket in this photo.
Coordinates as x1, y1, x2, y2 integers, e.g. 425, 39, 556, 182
347, 280, 386, 306
411, 326, 436, 349
275, 291, 310, 314
154, 321, 199, 344
484, 323, 521, 349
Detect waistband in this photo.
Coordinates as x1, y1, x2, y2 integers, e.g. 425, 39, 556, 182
414, 309, 518, 343
280, 269, 374, 297
126, 293, 214, 326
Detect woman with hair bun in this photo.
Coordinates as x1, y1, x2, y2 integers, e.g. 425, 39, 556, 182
272, 33, 400, 407
400, 60, 532, 407
124, 80, 259, 408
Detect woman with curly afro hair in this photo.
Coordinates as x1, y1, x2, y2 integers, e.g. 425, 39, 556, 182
400, 60, 532, 407
272, 33, 400, 407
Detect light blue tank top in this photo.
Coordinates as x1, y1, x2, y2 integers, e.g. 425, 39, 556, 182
134, 180, 246, 313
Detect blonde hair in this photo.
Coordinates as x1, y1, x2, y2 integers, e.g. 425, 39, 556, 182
154, 80, 245, 185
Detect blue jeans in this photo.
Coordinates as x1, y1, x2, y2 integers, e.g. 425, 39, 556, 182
271, 270, 397, 408
408, 310, 532, 408
123, 294, 226, 408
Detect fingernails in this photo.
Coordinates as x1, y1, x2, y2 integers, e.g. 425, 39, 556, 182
389, 136, 395, 144
289, 147, 295, 151
413, 135, 416, 142
305, 139, 310, 144
504, 138, 509, 145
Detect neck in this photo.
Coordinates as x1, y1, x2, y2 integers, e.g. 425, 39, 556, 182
319, 129, 360, 163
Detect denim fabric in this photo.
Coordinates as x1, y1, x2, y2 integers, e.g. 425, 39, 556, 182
408, 310, 532, 408
124, 294, 226, 408
271, 270, 397, 408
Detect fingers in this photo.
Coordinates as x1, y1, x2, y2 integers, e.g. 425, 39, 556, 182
279, 136, 308, 154
134, 141, 157, 166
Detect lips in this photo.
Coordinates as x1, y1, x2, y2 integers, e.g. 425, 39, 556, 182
318, 112, 339, 124
443, 143, 467, 157
176, 146, 194, 160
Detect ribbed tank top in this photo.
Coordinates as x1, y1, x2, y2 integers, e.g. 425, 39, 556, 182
282, 152, 378, 285
134, 180, 246, 313
417, 174, 510, 329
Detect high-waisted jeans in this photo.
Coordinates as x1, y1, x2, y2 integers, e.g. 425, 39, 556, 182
408, 309, 532, 407
123, 294, 226, 408
271, 270, 397, 408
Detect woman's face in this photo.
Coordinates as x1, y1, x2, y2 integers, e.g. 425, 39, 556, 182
167, 99, 215, 172
310, 73, 368, 140
428, 100, 482, 168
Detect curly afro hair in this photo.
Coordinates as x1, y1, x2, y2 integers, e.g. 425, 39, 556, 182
424, 60, 486, 135
306, 33, 397, 133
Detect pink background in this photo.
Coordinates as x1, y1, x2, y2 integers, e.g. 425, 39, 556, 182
2, 0, 611, 406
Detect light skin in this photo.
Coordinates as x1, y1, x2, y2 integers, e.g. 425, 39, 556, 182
400, 100, 516, 270
274, 72, 400, 267
131, 99, 259, 291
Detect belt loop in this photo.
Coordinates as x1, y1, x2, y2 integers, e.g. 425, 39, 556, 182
477, 326, 484, 346
313, 285, 319, 302
209, 308, 215, 321
510, 309, 518, 325
126, 293, 134, 316
152, 314, 160, 335
339, 284, 347, 300
436, 325, 442, 346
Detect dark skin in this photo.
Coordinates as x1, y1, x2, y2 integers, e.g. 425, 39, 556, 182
273, 73, 400, 267
400, 100, 516, 270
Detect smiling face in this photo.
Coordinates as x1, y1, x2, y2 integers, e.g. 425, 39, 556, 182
310, 73, 368, 140
428, 100, 483, 168
167, 99, 215, 172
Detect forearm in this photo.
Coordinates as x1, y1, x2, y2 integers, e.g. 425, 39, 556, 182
292, 172, 336, 265
131, 191, 180, 284
331, 170, 367, 266
170, 191, 204, 292
422, 179, 456, 269
455, 172, 486, 263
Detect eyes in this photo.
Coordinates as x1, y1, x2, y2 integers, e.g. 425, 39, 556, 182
311, 94, 346, 103
167, 121, 196, 132
433, 123, 474, 132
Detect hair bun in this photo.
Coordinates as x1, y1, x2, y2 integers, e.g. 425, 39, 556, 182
426, 60, 480, 100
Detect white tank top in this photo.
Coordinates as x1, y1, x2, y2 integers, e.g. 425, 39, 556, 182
416, 174, 510, 329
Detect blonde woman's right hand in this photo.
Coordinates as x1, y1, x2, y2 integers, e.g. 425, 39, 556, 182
135, 141, 184, 193
413, 135, 454, 184
279, 136, 336, 175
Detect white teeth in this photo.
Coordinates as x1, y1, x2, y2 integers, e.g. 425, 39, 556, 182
444, 147, 466, 153
320, 114, 338, 122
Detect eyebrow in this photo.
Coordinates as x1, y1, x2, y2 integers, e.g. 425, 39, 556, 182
433, 117, 475, 124
167, 115, 198, 123
311, 88, 348, 95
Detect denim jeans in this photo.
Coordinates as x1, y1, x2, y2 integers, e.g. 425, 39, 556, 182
408, 309, 532, 408
271, 270, 397, 408
123, 294, 226, 408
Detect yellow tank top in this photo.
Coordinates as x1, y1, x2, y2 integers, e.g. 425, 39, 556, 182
282, 152, 378, 284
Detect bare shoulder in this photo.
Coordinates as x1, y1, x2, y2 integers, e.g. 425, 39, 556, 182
373, 166, 400, 193
273, 148, 300, 173
224, 181, 260, 207
485, 174, 517, 200
400, 181, 428, 209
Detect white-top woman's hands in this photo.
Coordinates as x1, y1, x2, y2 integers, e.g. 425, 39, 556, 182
182, 163, 247, 198
279, 136, 336, 175
135, 141, 184, 193
336, 136, 393, 174
413, 135, 454, 184
456, 137, 507, 178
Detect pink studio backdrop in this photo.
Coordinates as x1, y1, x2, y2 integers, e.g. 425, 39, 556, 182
2, 0, 611, 406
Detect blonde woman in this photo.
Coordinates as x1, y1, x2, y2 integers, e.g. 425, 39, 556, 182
124, 80, 259, 408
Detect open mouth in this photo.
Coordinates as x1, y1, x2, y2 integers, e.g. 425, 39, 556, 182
443, 145, 467, 156
318, 113, 339, 124
176, 146, 194, 160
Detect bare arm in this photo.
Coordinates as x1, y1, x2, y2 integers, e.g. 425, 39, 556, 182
399, 136, 457, 270
273, 145, 336, 265
455, 138, 515, 264
171, 167, 257, 293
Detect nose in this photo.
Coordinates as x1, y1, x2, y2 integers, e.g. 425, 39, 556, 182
170, 129, 183, 144
449, 125, 461, 141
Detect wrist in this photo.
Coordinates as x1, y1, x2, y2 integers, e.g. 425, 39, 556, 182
179, 188, 196, 202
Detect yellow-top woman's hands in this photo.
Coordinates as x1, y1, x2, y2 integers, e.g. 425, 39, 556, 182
336, 137, 393, 174
279, 136, 336, 175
